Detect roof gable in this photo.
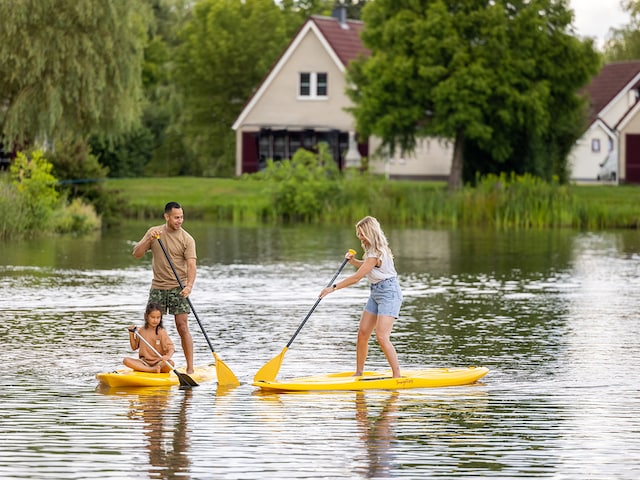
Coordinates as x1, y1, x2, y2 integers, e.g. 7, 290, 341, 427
232, 15, 369, 130
584, 60, 640, 125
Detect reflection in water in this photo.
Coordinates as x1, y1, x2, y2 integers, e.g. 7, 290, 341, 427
354, 392, 399, 479
98, 386, 192, 479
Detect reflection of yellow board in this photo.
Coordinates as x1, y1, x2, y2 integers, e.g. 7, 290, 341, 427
253, 367, 489, 392
96, 364, 217, 388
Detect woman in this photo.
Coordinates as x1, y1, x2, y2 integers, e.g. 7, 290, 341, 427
320, 216, 403, 378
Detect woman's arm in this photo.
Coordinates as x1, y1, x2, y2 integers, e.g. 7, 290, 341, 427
319, 256, 377, 298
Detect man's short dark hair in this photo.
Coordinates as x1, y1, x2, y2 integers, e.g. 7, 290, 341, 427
165, 202, 182, 213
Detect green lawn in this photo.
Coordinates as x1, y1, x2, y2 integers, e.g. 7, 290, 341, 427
108, 177, 269, 220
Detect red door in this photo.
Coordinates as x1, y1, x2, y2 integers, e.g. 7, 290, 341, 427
626, 134, 640, 183
241, 132, 259, 174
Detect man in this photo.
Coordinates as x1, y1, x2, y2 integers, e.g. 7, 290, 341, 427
133, 202, 196, 374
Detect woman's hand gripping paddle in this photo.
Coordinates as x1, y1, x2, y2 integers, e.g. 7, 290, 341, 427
131, 327, 199, 388
253, 249, 356, 383
155, 236, 240, 387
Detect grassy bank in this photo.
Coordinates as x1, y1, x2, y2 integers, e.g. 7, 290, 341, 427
108, 175, 640, 229
110, 177, 270, 222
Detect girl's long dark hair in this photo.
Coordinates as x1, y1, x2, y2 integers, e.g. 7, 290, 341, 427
144, 302, 165, 334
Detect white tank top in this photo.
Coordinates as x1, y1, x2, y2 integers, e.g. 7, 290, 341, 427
365, 250, 397, 284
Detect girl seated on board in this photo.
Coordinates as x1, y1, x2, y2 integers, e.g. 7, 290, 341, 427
123, 302, 176, 373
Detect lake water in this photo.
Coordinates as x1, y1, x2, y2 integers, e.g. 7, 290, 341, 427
1, 221, 639, 479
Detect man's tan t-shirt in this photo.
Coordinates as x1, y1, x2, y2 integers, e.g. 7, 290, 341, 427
145, 224, 197, 289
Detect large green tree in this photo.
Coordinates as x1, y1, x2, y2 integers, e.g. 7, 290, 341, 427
0, 0, 150, 150
172, 0, 291, 176
347, 0, 600, 190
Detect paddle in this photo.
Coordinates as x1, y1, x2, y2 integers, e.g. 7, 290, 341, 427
155, 236, 240, 387
130, 327, 199, 388
253, 249, 356, 383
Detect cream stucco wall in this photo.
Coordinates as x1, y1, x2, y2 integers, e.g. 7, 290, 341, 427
601, 90, 639, 127
239, 30, 355, 131
368, 137, 452, 179
569, 124, 612, 182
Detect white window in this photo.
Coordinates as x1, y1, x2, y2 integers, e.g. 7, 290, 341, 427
299, 72, 328, 99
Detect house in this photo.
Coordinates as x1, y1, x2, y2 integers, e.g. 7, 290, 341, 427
231, 11, 452, 180
570, 60, 640, 184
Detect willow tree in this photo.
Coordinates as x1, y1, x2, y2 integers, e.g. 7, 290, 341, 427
0, 0, 149, 150
347, 0, 600, 190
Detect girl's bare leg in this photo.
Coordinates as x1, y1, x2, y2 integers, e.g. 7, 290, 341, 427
123, 357, 159, 373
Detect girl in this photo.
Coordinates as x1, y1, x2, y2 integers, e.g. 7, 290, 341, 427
320, 216, 403, 378
123, 302, 176, 373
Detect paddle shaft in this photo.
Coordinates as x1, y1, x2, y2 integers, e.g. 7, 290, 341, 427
155, 237, 217, 353
285, 254, 352, 349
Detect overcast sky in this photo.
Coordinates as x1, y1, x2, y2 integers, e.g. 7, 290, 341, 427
570, 0, 629, 47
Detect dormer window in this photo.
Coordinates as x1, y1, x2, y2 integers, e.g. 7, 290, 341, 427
299, 72, 328, 98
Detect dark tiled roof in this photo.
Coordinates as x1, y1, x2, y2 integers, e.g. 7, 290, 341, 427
584, 60, 640, 125
311, 15, 369, 66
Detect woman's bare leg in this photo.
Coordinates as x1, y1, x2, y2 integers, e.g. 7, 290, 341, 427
355, 311, 377, 376
376, 315, 401, 378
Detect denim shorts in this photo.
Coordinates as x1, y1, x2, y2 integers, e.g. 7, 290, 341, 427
148, 287, 191, 315
364, 277, 403, 318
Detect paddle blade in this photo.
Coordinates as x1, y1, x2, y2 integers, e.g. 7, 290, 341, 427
175, 370, 199, 388
253, 347, 288, 383
213, 353, 240, 387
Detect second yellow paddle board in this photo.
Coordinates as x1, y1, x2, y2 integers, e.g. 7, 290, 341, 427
253, 366, 489, 392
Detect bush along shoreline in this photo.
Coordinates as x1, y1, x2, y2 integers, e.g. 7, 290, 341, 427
4, 147, 640, 239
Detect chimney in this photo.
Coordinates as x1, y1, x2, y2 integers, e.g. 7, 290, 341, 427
332, 4, 348, 28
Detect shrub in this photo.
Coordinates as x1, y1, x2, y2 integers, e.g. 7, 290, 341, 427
52, 198, 101, 235
10, 150, 60, 232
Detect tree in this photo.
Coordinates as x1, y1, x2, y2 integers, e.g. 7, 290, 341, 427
0, 0, 150, 150
90, 0, 192, 177
604, 1, 640, 61
346, 0, 600, 190
172, 0, 291, 176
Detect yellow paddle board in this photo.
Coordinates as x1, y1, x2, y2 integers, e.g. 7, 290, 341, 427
96, 364, 217, 388
253, 366, 489, 392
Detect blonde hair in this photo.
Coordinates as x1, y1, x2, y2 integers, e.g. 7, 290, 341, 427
356, 216, 393, 259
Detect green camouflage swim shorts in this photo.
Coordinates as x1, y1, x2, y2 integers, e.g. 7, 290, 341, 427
148, 287, 191, 315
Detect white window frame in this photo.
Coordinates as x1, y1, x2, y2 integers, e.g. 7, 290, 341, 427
298, 72, 328, 99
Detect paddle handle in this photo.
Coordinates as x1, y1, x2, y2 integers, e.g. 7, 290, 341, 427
285, 249, 356, 348
155, 236, 217, 353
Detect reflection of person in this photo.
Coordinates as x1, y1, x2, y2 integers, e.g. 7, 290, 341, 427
124, 302, 175, 373
320, 216, 403, 377
133, 201, 196, 374
355, 392, 399, 478
128, 389, 192, 478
